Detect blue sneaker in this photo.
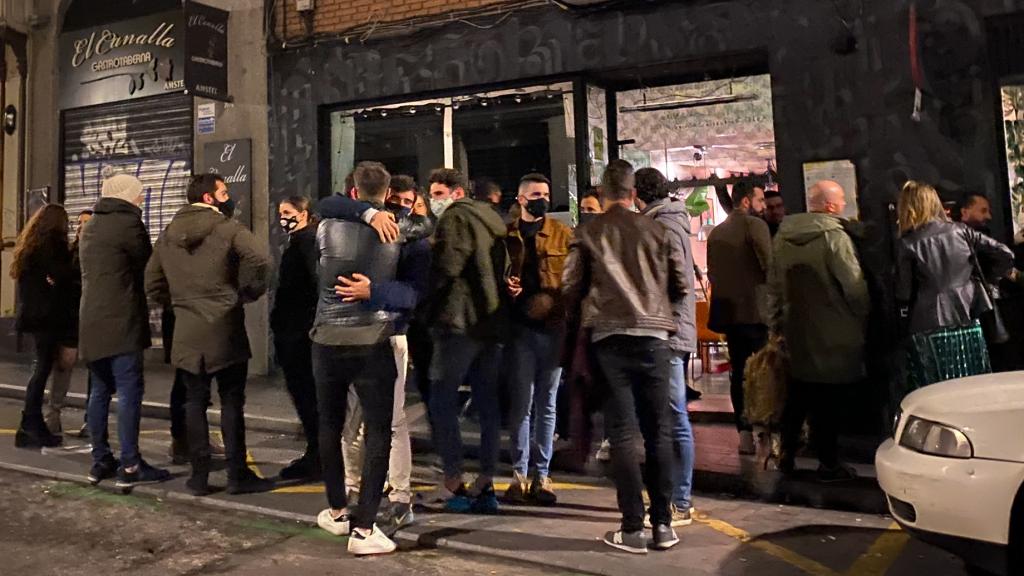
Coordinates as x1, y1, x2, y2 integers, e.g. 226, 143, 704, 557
443, 484, 473, 513
470, 484, 499, 515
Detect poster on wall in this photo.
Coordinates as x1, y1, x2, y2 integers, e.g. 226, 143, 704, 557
203, 139, 252, 229
802, 159, 859, 219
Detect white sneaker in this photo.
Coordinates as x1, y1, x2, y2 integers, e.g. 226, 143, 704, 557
348, 524, 397, 556
317, 508, 350, 536
595, 439, 611, 462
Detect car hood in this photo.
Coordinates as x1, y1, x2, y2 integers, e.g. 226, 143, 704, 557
901, 373, 1024, 461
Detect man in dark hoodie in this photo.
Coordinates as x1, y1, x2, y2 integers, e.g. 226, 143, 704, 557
425, 167, 509, 515
145, 174, 273, 496
635, 167, 697, 528
770, 180, 869, 482
81, 174, 171, 488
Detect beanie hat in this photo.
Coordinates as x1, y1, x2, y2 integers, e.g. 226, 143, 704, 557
101, 174, 144, 203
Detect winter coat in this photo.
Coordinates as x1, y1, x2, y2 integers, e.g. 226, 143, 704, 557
79, 198, 152, 362
897, 221, 1014, 334
15, 237, 74, 337
643, 198, 698, 353
769, 212, 869, 384
426, 198, 509, 338
271, 225, 318, 340
145, 205, 269, 375
562, 204, 688, 335
706, 211, 773, 331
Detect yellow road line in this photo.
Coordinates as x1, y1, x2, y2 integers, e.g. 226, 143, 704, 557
0, 429, 15, 435
696, 515, 840, 576
843, 523, 910, 576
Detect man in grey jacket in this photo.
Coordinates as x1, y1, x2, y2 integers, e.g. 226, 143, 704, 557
635, 168, 696, 527
146, 174, 272, 497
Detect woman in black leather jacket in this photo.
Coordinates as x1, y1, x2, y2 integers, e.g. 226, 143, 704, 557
896, 181, 1014, 389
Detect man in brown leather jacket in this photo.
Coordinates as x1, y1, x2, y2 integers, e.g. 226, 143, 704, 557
503, 173, 572, 506
706, 180, 772, 455
562, 159, 687, 554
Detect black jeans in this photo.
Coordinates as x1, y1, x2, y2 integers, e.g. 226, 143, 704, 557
593, 336, 674, 532
182, 362, 249, 480
781, 379, 843, 469
275, 334, 319, 456
312, 341, 396, 530
724, 325, 768, 432
24, 332, 61, 421
407, 319, 433, 408
170, 369, 188, 442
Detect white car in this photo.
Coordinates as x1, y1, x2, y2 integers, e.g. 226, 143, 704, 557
876, 373, 1024, 575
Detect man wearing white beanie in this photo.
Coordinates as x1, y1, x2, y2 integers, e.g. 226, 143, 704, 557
80, 173, 171, 488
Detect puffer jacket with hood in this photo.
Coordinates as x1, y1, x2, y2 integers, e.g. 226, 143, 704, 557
427, 198, 509, 338
145, 205, 269, 375
643, 198, 697, 353
769, 212, 869, 384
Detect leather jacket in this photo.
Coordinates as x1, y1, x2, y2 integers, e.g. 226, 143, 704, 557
562, 204, 688, 334
311, 218, 402, 345
897, 221, 1014, 334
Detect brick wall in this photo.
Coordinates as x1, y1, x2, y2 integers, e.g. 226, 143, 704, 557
275, 0, 516, 38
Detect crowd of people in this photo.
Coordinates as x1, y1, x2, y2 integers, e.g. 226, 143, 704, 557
8, 156, 1023, 556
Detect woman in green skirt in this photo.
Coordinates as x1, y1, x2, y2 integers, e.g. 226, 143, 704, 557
896, 181, 1014, 391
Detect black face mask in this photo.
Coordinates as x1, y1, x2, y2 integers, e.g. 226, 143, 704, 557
386, 203, 411, 220
280, 216, 299, 233
578, 212, 599, 226
525, 198, 550, 219
213, 197, 236, 218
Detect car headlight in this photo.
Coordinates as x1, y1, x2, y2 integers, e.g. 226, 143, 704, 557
898, 416, 973, 459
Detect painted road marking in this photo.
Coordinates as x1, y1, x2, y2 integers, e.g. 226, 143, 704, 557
843, 522, 909, 576
0, 429, 15, 435
696, 515, 838, 576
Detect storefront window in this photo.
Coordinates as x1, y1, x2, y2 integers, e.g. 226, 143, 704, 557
1002, 85, 1024, 235
327, 83, 576, 214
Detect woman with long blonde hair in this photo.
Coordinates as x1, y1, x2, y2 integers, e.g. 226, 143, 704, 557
896, 180, 1014, 389
11, 204, 74, 449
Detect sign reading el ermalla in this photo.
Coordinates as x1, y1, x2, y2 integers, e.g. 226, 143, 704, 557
59, 1, 229, 110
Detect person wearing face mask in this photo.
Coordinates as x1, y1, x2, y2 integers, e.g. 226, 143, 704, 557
271, 196, 322, 482
578, 188, 603, 226
503, 173, 572, 506
146, 174, 273, 496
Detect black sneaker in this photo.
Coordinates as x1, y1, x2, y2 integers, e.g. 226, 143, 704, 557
685, 385, 703, 402
603, 529, 648, 554
88, 455, 120, 485
652, 524, 680, 550
186, 474, 213, 497
115, 460, 171, 488
377, 501, 415, 536
227, 469, 275, 495
279, 454, 321, 482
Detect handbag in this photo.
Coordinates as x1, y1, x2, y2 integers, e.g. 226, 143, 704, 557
964, 231, 1010, 344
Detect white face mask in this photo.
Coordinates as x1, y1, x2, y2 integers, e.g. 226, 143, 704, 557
430, 197, 454, 217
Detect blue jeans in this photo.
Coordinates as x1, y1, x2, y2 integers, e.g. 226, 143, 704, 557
668, 352, 695, 509
87, 352, 144, 468
508, 325, 563, 478
429, 331, 501, 480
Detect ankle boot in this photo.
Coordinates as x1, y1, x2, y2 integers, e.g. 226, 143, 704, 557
15, 412, 62, 449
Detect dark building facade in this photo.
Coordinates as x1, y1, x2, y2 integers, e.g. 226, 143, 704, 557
267, 0, 1024, 426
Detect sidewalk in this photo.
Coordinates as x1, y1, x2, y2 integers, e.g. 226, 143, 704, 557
0, 398, 930, 576
0, 356, 887, 515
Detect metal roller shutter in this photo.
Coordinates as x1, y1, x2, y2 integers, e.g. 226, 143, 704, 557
62, 92, 193, 243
